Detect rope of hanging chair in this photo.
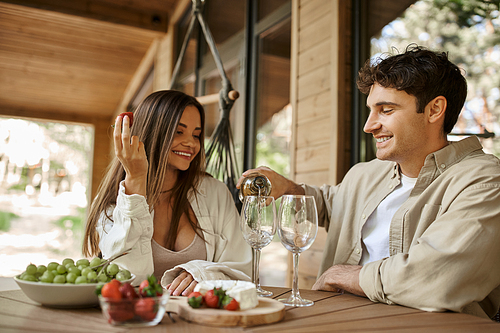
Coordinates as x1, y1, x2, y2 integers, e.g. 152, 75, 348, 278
169, 0, 242, 210
169, 0, 238, 121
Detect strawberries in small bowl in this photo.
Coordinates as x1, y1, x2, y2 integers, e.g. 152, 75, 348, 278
97, 276, 169, 327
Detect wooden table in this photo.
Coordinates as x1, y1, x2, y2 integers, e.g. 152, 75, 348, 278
1, 286, 498, 332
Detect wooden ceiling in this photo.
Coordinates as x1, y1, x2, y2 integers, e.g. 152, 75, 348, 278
0, 0, 416, 125
0, 0, 180, 124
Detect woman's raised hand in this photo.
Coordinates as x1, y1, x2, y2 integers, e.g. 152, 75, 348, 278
114, 114, 148, 196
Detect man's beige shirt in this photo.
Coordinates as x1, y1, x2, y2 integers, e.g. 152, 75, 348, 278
303, 136, 500, 318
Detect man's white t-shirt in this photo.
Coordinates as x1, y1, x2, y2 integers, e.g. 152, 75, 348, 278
359, 174, 417, 266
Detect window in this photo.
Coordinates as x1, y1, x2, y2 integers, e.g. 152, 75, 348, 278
0, 118, 93, 278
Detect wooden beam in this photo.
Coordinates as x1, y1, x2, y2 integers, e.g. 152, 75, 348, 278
91, 116, 114, 201
153, 0, 191, 90
0, 0, 170, 32
114, 40, 159, 117
0, 105, 110, 125
170, 0, 191, 24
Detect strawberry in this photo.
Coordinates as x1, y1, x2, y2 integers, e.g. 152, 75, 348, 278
108, 278, 122, 287
107, 300, 134, 322
101, 282, 122, 300
119, 282, 138, 300
222, 296, 239, 311
134, 298, 157, 321
139, 275, 163, 297
119, 112, 134, 127
187, 291, 203, 308
139, 279, 149, 294
204, 287, 226, 308
204, 289, 220, 308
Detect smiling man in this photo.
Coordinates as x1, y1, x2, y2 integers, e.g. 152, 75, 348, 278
363, 83, 447, 178
238, 45, 500, 319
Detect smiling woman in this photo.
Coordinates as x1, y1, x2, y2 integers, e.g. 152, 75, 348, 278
167, 106, 202, 174
83, 90, 252, 296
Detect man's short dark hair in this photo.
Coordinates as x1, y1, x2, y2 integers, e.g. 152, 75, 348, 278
357, 44, 467, 134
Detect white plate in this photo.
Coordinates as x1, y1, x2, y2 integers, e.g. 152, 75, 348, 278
14, 274, 135, 308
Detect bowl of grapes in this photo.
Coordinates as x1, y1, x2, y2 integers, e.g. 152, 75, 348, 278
14, 256, 135, 308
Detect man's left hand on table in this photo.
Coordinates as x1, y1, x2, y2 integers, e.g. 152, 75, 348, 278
312, 265, 366, 297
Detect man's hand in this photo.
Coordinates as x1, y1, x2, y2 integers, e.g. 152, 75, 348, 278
166, 271, 198, 296
312, 265, 366, 297
236, 166, 305, 199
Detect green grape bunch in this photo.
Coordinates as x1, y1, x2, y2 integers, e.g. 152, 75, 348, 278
18, 257, 132, 285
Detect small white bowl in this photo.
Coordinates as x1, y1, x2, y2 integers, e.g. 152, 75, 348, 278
14, 274, 135, 308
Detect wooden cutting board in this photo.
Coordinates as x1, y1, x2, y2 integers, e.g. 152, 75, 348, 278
166, 296, 285, 327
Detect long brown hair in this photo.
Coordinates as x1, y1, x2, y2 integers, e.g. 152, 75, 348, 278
83, 90, 206, 257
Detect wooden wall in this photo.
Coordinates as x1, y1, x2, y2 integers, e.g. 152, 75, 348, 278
289, 0, 352, 289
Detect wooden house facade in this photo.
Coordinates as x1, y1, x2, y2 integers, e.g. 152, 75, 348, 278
0, 0, 417, 287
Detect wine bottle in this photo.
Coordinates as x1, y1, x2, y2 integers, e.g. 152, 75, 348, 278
238, 172, 272, 201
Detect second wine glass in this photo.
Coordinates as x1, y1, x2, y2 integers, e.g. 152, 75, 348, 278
240, 195, 277, 297
277, 195, 318, 307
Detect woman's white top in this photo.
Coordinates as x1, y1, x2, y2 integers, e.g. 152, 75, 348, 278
96, 176, 252, 286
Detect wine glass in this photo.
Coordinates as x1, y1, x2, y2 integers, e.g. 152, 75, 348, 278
277, 195, 318, 307
240, 195, 277, 297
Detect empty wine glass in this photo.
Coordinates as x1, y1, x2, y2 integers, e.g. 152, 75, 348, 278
240, 195, 277, 297
277, 195, 318, 307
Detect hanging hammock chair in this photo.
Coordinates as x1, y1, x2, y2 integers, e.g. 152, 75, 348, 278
169, 0, 242, 211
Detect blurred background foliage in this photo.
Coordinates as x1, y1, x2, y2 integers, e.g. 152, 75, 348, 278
0, 117, 93, 275
371, 0, 500, 156
0, 211, 19, 232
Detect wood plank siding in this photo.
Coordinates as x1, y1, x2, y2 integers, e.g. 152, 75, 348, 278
289, 0, 352, 288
